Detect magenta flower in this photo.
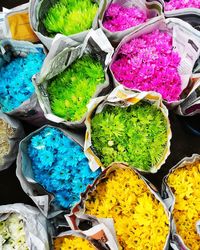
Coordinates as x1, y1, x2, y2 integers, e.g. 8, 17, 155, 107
103, 3, 147, 32
165, 0, 200, 11
111, 29, 182, 102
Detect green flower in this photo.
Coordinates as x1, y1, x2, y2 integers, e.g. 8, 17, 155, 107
91, 102, 168, 171
47, 55, 105, 122
43, 0, 98, 36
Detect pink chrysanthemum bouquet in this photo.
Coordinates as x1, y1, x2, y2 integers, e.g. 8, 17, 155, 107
103, 3, 148, 32
98, 0, 163, 45
164, 0, 200, 11
110, 17, 200, 104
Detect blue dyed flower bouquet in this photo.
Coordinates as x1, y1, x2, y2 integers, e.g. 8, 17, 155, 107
16, 125, 101, 217
0, 39, 46, 125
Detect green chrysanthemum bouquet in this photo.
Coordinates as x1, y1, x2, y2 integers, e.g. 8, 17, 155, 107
43, 0, 98, 36
34, 29, 113, 127
84, 86, 171, 173
47, 55, 104, 122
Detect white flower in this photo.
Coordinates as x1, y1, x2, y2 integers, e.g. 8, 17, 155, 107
0, 213, 28, 250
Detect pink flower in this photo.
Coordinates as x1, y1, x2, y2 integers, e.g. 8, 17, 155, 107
165, 0, 200, 11
111, 29, 182, 102
103, 3, 147, 32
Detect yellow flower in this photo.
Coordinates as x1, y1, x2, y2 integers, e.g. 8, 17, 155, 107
85, 165, 169, 249
167, 160, 200, 250
54, 236, 94, 250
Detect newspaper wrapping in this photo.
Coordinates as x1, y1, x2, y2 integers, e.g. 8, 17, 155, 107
84, 85, 171, 173
109, 16, 200, 107
50, 216, 119, 250
160, 0, 200, 30
161, 154, 200, 250
34, 29, 114, 129
0, 3, 39, 42
176, 73, 200, 116
0, 203, 49, 250
0, 112, 24, 171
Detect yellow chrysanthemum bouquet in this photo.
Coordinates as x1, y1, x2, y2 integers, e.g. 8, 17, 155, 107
54, 235, 95, 250
72, 163, 170, 249
162, 154, 200, 250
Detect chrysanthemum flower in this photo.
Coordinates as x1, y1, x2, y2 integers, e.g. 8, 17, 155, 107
85, 165, 169, 249
91, 101, 168, 171
165, 0, 200, 11
47, 55, 104, 122
167, 159, 200, 250
43, 0, 98, 36
0, 213, 28, 249
54, 236, 94, 250
111, 29, 182, 102
0, 119, 14, 165
0, 49, 45, 112
27, 127, 101, 209
103, 3, 147, 32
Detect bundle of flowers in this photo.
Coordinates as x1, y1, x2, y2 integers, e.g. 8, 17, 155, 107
163, 155, 200, 250
103, 3, 147, 32
91, 103, 168, 171
85, 87, 171, 173
0, 204, 49, 250
54, 236, 94, 250
0, 213, 28, 249
164, 0, 200, 11
20, 126, 101, 212
43, 0, 98, 37
47, 55, 105, 122
111, 29, 182, 102
0, 119, 15, 166
84, 163, 170, 249
0, 112, 24, 171
0, 48, 45, 113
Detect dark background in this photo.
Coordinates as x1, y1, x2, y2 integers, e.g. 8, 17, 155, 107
0, 3, 200, 248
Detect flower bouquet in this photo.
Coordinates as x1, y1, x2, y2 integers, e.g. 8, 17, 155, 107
109, 16, 200, 106
0, 203, 49, 250
0, 112, 24, 171
73, 163, 170, 249
53, 221, 118, 250
162, 154, 200, 250
16, 125, 101, 217
161, 0, 200, 19
54, 235, 95, 250
29, 0, 103, 49
0, 39, 46, 125
98, 0, 163, 46
84, 86, 171, 173
35, 29, 113, 128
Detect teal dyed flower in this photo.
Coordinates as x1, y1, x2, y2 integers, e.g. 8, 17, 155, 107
27, 127, 101, 209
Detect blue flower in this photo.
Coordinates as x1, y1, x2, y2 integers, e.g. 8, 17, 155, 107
0, 50, 45, 112
27, 127, 101, 210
